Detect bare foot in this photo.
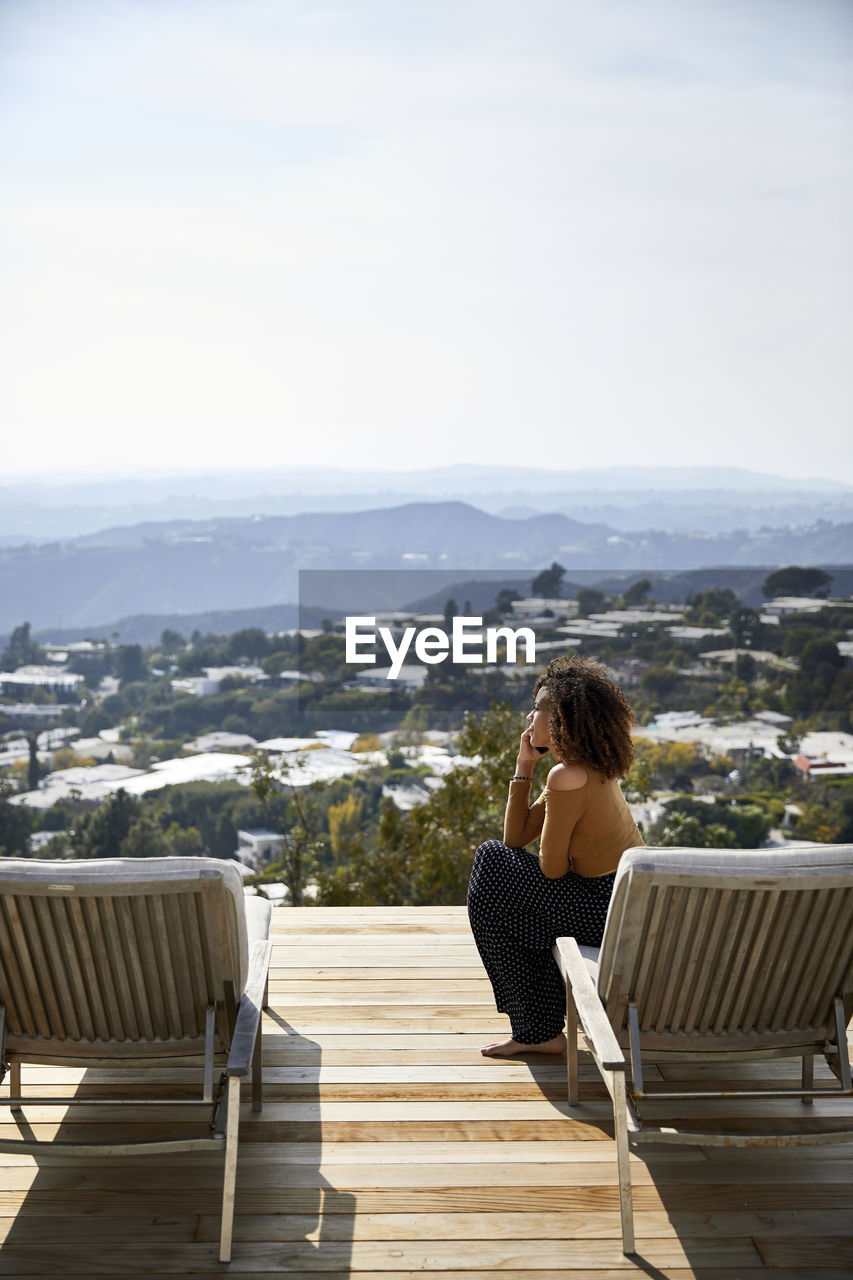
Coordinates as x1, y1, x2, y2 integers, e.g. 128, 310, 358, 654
481, 1033, 566, 1058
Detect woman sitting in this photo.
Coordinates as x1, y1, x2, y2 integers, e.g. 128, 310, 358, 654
467, 653, 643, 1058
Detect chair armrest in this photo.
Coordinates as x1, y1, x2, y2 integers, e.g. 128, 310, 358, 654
226, 939, 273, 1078
553, 936, 625, 1072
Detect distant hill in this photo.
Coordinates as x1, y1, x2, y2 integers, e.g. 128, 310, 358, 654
1, 501, 851, 634
2, 464, 852, 543
13, 564, 853, 648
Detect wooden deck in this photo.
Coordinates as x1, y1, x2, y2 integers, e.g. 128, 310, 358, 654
1, 904, 852, 1278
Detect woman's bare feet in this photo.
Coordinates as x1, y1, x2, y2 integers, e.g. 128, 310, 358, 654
481, 1032, 566, 1058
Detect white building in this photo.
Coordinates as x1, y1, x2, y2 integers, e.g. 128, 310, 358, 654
235, 828, 285, 868
0, 667, 85, 697
170, 666, 268, 697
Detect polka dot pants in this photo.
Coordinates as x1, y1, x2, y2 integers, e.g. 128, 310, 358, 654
467, 839, 616, 1045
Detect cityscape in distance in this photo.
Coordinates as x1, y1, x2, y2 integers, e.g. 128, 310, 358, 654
1, 463, 851, 905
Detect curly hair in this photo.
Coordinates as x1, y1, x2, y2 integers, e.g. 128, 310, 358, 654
532, 654, 636, 779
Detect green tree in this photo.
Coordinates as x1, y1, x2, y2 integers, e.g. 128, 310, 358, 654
159, 629, 186, 657
0, 777, 34, 855
734, 652, 757, 683
2, 621, 42, 670
685, 588, 739, 624
622, 754, 654, 803
320, 701, 522, 907
800, 637, 842, 684
622, 578, 652, 608
650, 797, 773, 849
531, 562, 565, 598
248, 752, 323, 905
116, 644, 147, 686
762, 567, 832, 599
70, 789, 141, 859
729, 606, 763, 650
227, 628, 271, 663
26, 733, 40, 792
495, 588, 520, 615
783, 625, 818, 659
576, 588, 605, 617
119, 813, 173, 858
656, 812, 706, 847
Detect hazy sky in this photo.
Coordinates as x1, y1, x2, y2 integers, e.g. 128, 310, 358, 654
1, 0, 851, 481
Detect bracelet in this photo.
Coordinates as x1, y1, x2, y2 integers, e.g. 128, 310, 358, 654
511, 774, 532, 782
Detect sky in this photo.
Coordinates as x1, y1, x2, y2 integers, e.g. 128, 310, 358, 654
1, 0, 851, 482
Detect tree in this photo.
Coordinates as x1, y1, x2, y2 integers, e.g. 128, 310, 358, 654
495, 588, 520, 615
762, 567, 832, 599
640, 665, 680, 697
622, 578, 652, 608
734, 652, 757, 683
783, 626, 818, 659
623, 754, 654, 803
119, 813, 173, 858
443, 599, 458, 628
531, 562, 565, 598
576, 588, 605, 617
685, 588, 739, 625
0, 777, 34, 856
160, 629, 186, 657
116, 644, 147, 686
248, 752, 323, 905
799, 637, 842, 683
650, 796, 773, 849
26, 733, 40, 792
70, 789, 141, 859
2, 621, 42, 670
318, 701, 523, 907
328, 794, 364, 855
728, 606, 763, 650
227, 628, 270, 663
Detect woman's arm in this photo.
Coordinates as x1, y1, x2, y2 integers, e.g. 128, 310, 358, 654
503, 778, 546, 847
503, 726, 549, 847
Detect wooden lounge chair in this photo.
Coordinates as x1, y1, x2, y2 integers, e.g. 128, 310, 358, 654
0, 856, 273, 1263
553, 843, 853, 1254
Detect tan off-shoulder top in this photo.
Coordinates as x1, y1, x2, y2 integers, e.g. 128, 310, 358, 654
504, 769, 643, 879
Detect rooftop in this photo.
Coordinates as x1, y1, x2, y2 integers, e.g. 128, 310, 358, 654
2, 905, 850, 1277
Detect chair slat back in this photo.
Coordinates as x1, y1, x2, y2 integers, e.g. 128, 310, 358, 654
0, 858, 249, 1054
598, 846, 853, 1050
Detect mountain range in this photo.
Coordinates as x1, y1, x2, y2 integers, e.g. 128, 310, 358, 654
2, 464, 852, 544
1, 499, 851, 638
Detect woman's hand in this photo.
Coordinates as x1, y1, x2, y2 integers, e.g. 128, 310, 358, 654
515, 727, 543, 777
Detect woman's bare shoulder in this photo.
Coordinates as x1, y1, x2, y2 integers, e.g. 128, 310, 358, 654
545, 762, 588, 792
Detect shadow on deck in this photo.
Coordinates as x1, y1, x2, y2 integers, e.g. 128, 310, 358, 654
1, 905, 852, 1277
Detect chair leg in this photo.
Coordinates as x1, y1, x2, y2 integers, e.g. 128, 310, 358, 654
219, 1074, 241, 1264
566, 982, 579, 1106
801, 1053, 814, 1104
10, 1060, 21, 1113
610, 1069, 635, 1255
251, 1019, 263, 1113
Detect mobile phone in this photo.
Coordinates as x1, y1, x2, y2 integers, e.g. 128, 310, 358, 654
535, 745, 549, 754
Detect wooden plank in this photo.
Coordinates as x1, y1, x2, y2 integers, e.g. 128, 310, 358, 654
270, 968, 487, 979
194, 1206, 851, 1243
0, 1237, 765, 1271
4, 1182, 852, 1216
0, 1215, 198, 1244
0, 1272, 845, 1280
755, 1237, 853, 1269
